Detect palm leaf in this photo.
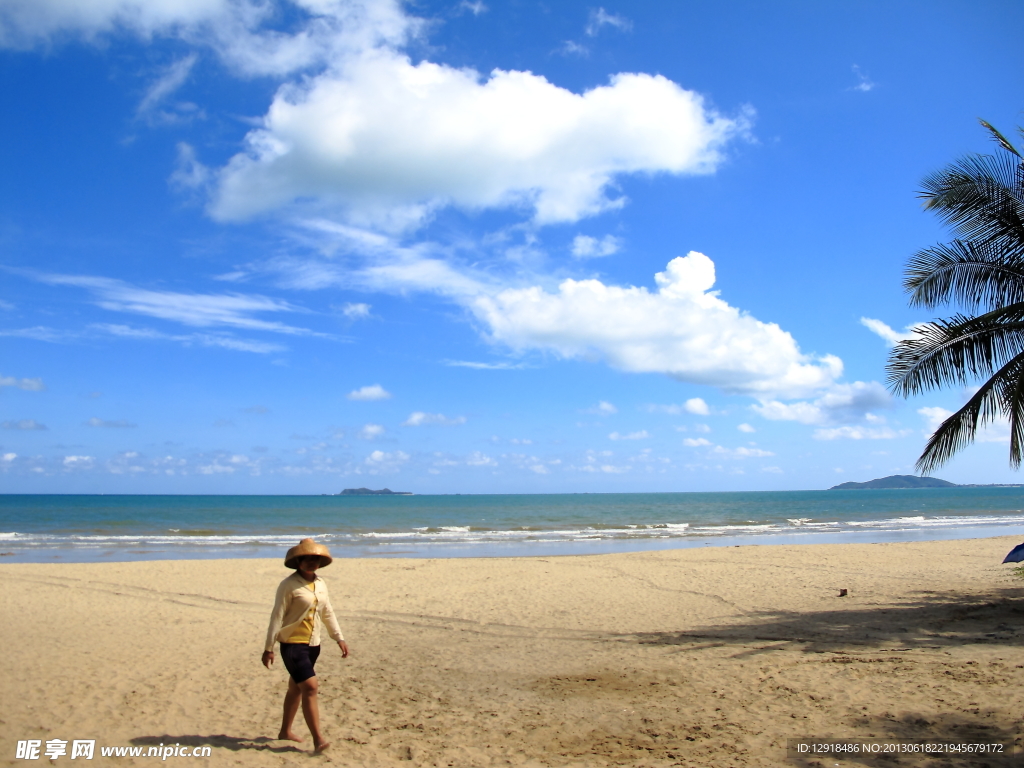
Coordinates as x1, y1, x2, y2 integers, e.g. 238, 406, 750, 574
887, 306, 1024, 397
905, 239, 1024, 310
980, 119, 1023, 159
916, 352, 1024, 472
1005, 357, 1024, 467
920, 149, 1024, 250
890, 120, 1024, 470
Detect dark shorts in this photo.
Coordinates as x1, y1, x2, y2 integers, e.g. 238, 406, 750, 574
279, 643, 321, 683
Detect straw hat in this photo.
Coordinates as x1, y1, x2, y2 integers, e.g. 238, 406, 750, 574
284, 538, 333, 569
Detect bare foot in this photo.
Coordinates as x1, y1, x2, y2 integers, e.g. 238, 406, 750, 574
277, 730, 304, 742
313, 740, 331, 754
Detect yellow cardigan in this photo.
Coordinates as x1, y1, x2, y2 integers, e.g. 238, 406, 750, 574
264, 572, 344, 652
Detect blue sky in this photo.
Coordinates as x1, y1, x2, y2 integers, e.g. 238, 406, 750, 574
2, 0, 1022, 494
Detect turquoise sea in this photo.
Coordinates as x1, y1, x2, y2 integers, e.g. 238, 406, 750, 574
3, 488, 1024, 562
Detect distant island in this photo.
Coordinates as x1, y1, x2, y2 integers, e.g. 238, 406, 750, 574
337, 487, 413, 496
829, 474, 1023, 490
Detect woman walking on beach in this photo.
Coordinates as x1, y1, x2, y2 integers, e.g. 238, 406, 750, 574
262, 538, 349, 753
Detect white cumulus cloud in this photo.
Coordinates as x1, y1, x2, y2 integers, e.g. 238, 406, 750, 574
466, 451, 497, 466
918, 406, 952, 435
210, 51, 749, 226
364, 449, 410, 474
347, 384, 391, 401
358, 423, 385, 439
684, 397, 710, 415
473, 253, 841, 399
918, 405, 1009, 444
752, 381, 890, 426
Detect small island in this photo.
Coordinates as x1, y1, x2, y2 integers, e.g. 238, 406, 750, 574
828, 474, 1021, 490
829, 475, 956, 490
337, 487, 413, 496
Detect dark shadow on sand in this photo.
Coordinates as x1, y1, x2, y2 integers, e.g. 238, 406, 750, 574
130, 734, 306, 755
630, 587, 1024, 653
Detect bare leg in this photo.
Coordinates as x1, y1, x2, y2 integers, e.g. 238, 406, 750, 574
278, 678, 304, 742
299, 676, 329, 752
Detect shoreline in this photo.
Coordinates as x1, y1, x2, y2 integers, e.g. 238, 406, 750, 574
4, 521, 1024, 564
2, 535, 1022, 767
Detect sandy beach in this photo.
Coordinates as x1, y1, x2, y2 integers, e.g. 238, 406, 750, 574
2, 536, 1023, 767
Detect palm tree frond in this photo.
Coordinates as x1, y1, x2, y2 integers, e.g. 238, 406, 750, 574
891, 120, 1024, 471
1003, 359, 1024, 468
980, 119, 1023, 159
916, 353, 1024, 473
887, 309, 1024, 398
905, 239, 1024, 309
920, 149, 1024, 249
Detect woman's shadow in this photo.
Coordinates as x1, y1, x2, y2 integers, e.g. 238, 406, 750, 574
130, 734, 305, 754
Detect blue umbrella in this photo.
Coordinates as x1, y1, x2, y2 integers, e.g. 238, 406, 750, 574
1002, 543, 1024, 563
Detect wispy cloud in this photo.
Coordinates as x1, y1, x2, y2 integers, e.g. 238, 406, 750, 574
850, 64, 876, 93
712, 445, 774, 458
31, 272, 318, 334
0, 326, 74, 342
609, 430, 649, 440
556, 40, 589, 57
860, 317, 919, 346
137, 54, 201, 124
813, 425, 911, 440
3, 419, 46, 430
86, 417, 137, 428
571, 234, 620, 259
0, 374, 45, 391
339, 302, 372, 320
93, 324, 286, 354
402, 412, 466, 426
585, 8, 632, 36
445, 360, 527, 370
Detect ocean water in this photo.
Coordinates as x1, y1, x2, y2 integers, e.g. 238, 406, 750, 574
3, 488, 1024, 563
